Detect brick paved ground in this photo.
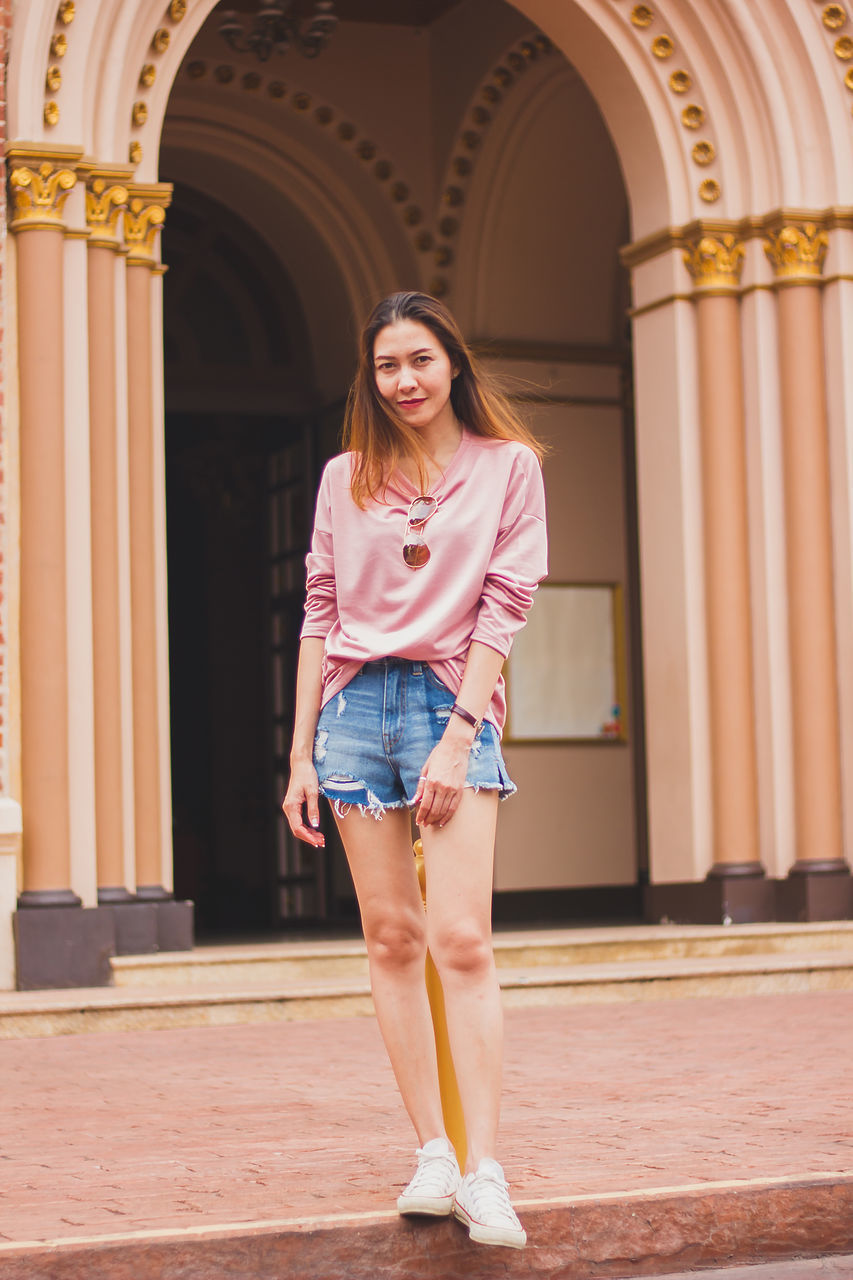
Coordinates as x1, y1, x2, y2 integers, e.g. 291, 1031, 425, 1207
1, 991, 852, 1246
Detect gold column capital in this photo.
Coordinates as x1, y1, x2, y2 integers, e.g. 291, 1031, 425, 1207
85, 174, 130, 249
8, 160, 77, 231
764, 223, 829, 283
683, 232, 746, 292
123, 183, 173, 265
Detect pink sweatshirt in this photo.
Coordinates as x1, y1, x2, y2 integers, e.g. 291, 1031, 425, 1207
300, 428, 548, 734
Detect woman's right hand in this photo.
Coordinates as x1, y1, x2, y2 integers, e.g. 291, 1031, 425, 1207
282, 761, 326, 847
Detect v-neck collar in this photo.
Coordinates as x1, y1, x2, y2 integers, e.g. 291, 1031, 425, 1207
391, 427, 472, 499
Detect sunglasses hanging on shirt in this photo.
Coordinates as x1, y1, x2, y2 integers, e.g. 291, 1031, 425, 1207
402, 495, 438, 569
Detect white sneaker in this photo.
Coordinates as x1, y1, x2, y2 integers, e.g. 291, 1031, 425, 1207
453, 1157, 527, 1248
397, 1137, 461, 1216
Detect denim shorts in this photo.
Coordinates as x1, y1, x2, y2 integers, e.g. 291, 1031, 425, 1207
313, 658, 516, 819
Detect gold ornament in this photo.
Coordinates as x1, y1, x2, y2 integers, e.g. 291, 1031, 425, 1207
391, 182, 409, 203
435, 245, 453, 267
46, 65, 62, 92
652, 35, 675, 58
846, 66, 853, 88
268, 81, 287, 98
683, 233, 745, 290
682, 105, 705, 129
699, 178, 721, 203
292, 92, 311, 110
124, 194, 168, 261
823, 5, 847, 28
169, 0, 187, 19
835, 34, 853, 57
631, 5, 654, 27
129, 141, 143, 164
140, 64, 156, 87
9, 161, 76, 226
43, 101, 60, 127
669, 70, 691, 93
58, 0, 75, 24
692, 140, 716, 166
764, 223, 829, 280
357, 140, 377, 160
152, 28, 170, 53
429, 277, 449, 298
51, 33, 68, 56
132, 101, 148, 127
187, 61, 206, 79
85, 178, 129, 240
214, 65, 234, 83
494, 66, 513, 87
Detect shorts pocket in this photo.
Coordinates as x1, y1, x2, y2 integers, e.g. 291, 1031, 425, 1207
423, 665, 453, 695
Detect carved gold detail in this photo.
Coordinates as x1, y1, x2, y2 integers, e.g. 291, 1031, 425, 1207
452, 156, 472, 177
9, 161, 77, 228
124, 189, 171, 263
44, 101, 60, 127
356, 140, 376, 160
764, 223, 829, 280
472, 106, 491, 125
669, 70, 691, 93
683, 233, 745, 291
140, 64, 156, 87
823, 5, 847, 28
682, 104, 705, 129
692, 140, 716, 166
482, 84, 501, 103
391, 181, 409, 202
269, 80, 287, 97
46, 65, 62, 92
152, 28, 170, 53
462, 130, 480, 150
847, 67, 853, 88
129, 141, 143, 164
443, 186, 464, 206
292, 91, 311, 110
187, 61, 206, 79
58, 0, 75, 23
652, 35, 675, 58
435, 245, 453, 268
631, 6, 654, 27
169, 0, 187, 19
214, 65, 234, 83
51, 32, 68, 57
699, 179, 721, 203
835, 34, 853, 57
132, 101, 148, 127
85, 178, 129, 243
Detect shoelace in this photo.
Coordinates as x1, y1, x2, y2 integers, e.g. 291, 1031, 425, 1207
408, 1147, 458, 1193
465, 1170, 519, 1226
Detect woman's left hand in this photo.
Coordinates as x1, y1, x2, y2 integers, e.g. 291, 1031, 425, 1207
413, 725, 474, 828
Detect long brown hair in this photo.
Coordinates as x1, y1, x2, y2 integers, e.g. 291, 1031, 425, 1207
343, 291, 545, 507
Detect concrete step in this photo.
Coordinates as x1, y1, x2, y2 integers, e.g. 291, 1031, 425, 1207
2, 942, 853, 1038
2, 1172, 852, 1279
110, 920, 853, 989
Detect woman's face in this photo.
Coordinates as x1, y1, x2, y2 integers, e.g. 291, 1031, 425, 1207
372, 318, 457, 434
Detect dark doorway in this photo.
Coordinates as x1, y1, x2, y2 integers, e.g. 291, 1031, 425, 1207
162, 182, 352, 936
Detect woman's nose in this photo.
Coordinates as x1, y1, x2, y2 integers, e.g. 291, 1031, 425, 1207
398, 365, 418, 391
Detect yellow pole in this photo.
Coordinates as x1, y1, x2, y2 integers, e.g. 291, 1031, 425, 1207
413, 839, 467, 1171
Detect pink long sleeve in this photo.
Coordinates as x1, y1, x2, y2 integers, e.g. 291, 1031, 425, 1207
300, 430, 548, 734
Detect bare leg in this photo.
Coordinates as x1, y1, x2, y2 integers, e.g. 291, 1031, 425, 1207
333, 805, 446, 1147
419, 789, 502, 1173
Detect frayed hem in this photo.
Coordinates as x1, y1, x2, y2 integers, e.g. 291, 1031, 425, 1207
319, 782, 410, 822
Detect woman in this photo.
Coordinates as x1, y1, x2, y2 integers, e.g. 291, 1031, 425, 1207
283, 291, 547, 1250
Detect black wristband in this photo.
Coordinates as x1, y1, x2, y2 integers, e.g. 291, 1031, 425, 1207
450, 702, 481, 732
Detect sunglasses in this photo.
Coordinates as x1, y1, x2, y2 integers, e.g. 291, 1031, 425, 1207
402, 495, 438, 569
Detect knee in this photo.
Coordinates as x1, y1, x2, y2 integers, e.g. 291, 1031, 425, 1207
428, 919, 493, 981
363, 910, 426, 971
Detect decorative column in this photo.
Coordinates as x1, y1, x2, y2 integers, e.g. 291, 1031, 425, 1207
765, 222, 852, 920
8, 150, 113, 987
123, 186, 192, 949
85, 171, 146, 947
683, 233, 771, 922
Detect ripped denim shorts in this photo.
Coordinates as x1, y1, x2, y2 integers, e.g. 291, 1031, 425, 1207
313, 657, 516, 820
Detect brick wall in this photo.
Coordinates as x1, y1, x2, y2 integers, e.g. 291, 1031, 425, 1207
0, 0, 9, 794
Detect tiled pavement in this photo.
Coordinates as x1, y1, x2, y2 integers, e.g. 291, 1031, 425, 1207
1, 990, 852, 1277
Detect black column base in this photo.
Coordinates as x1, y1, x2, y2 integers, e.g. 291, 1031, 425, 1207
645, 865, 774, 925
104, 901, 160, 955
156, 898, 194, 952
14, 904, 114, 990
776, 862, 853, 922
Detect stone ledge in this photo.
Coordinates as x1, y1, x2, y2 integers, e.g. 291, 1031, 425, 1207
1, 1173, 851, 1280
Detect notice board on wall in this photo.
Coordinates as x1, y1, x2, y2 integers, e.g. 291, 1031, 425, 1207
505, 583, 626, 742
